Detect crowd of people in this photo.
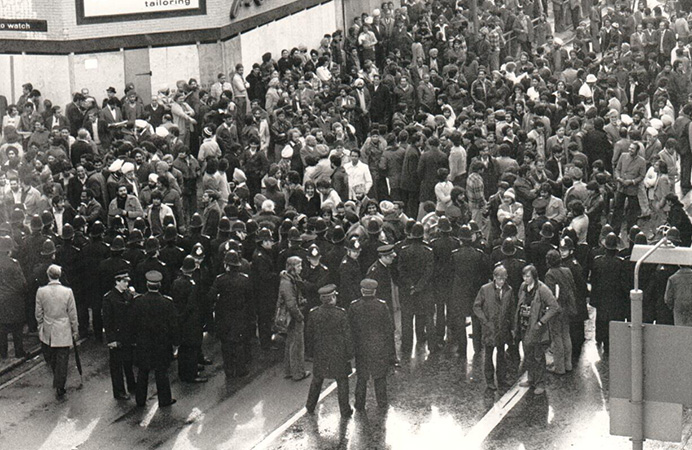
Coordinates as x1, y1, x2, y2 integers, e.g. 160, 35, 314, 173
1, 0, 692, 412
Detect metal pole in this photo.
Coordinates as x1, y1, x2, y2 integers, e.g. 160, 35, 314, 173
630, 237, 668, 450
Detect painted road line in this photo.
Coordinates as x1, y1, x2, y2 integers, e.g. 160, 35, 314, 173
253, 371, 356, 450
0, 338, 88, 391
139, 402, 159, 428
463, 371, 530, 448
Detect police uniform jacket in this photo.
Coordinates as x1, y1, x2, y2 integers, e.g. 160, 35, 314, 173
159, 244, 186, 274
132, 291, 179, 369
171, 274, 203, 346
366, 260, 394, 306
209, 269, 252, 342
0, 254, 26, 324
348, 296, 396, 378
452, 244, 491, 316
135, 257, 171, 294
396, 239, 433, 294
338, 255, 362, 308
306, 303, 353, 379
250, 247, 279, 308
590, 253, 629, 322
430, 234, 460, 288
102, 287, 135, 346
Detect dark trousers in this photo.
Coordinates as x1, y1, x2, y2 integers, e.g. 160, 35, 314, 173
681, 153, 692, 190
306, 375, 350, 415
221, 338, 247, 378
454, 313, 483, 356
484, 345, 507, 385
135, 365, 172, 407
571, 6, 580, 30
434, 299, 447, 346
75, 291, 89, 337
569, 320, 586, 358
257, 304, 274, 349
595, 319, 610, 350
178, 344, 200, 381
400, 293, 433, 357
25, 294, 37, 332
611, 192, 640, 235
355, 375, 388, 409
42, 344, 69, 390
523, 342, 548, 388
109, 347, 136, 397
0, 323, 25, 358
401, 189, 419, 220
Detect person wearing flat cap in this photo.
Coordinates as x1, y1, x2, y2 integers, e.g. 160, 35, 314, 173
209, 250, 253, 379
305, 284, 354, 417
102, 269, 136, 400
131, 270, 179, 408
348, 278, 396, 411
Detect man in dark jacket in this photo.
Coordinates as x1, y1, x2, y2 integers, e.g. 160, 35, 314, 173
417, 137, 448, 205
396, 222, 433, 357
473, 265, 514, 390
102, 270, 136, 399
337, 237, 363, 308
135, 237, 172, 295
81, 221, 110, 339
559, 237, 590, 358
210, 251, 252, 378
590, 233, 629, 352
250, 228, 279, 350
429, 217, 460, 351
305, 284, 353, 416
133, 270, 179, 407
451, 225, 491, 357
172, 256, 207, 383
401, 134, 423, 219
366, 245, 397, 317
0, 236, 27, 359
348, 279, 396, 410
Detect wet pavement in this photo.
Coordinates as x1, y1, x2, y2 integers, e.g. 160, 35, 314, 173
267, 308, 692, 450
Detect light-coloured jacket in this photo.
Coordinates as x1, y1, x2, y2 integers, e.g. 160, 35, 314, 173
35, 280, 78, 348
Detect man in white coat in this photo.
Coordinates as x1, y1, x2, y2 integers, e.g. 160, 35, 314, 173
35, 264, 79, 398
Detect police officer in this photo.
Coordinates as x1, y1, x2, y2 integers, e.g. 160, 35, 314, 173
559, 236, 590, 359
528, 222, 557, 280
302, 244, 330, 313
338, 237, 363, 309
123, 229, 146, 270
305, 284, 353, 417
55, 224, 84, 336
348, 279, 396, 411
159, 224, 186, 273
590, 233, 629, 353
451, 225, 491, 357
277, 227, 306, 271
429, 217, 460, 351
397, 222, 434, 357
366, 245, 397, 318
132, 270, 179, 407
209, 251, 252, 378
172, 256, 207, 383
102, 270, 136, 400
135, 237, 171, 294
324, 226, 347, 285
250, 228, 279, 350
98, 235, 132, 307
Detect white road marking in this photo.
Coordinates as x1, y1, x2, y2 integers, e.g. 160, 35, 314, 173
253, 372, 355, 450
463, 371, 530, 448
139, 402, 159, 428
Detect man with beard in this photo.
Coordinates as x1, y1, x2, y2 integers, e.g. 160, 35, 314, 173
108, 184, 143, 231
201, 190, 222, 239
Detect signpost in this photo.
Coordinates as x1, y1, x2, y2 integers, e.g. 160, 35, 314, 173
610, 239, 692, 449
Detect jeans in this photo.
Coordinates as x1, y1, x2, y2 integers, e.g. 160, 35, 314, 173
550, 312, 572, 374
42, 344, 70, 390
0, 323, 25, 358
306, 376, 350, 415
284, 319, 306, 379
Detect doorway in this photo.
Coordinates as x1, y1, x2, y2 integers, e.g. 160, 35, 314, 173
124, 48, 152, 103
